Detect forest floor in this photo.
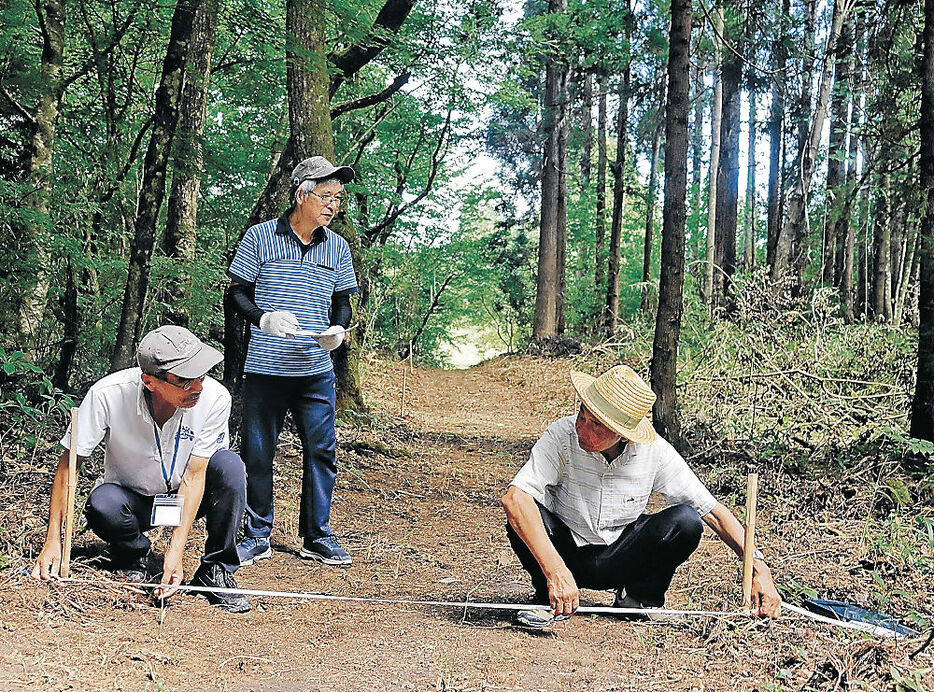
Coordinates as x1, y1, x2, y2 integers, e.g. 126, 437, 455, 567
1, 354, 933, 691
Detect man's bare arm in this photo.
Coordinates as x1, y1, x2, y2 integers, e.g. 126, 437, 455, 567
32, 450, 86, 580
702, 502, 781, 618
501, 486, 579, 616
154, 454, 209, 600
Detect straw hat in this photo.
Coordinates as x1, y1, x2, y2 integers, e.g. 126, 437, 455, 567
570, 365, 657, 444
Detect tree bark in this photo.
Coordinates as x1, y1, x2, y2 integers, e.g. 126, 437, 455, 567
651, 0, 692, 446
111, 0, 203, 371
606, 55, 631, 336
765, 0, 789, 270
641, 74, 666, 314
690, 59, 705, 245
17, 0, 66, 344
871, 176, 892, 322
533, 0, 569, 341
910, 0, 934, 440
771, 0, 851, 283
580, 71, 593, 186
743, 91, 757, 271
703, 9, 723, 306
595, 77, 608, 322
163, 0, 219, 327
713, 4, 741, 307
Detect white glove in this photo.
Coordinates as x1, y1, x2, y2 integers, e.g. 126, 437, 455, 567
315, 325, 345, 352
259, 311, 299, 338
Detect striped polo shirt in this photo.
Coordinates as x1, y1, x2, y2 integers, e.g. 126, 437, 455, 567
228, 216, 358, 377
510, 415, 717, 547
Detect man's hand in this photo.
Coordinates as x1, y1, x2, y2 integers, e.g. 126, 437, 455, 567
546, 565, 580, 616
32, 540, 63, 581
315, 325, 345, 352
751, 564, 781, 618
154, 546, 184, 601
259, 311, 299, 338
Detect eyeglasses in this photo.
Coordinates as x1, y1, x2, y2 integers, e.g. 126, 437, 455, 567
306, 191, 345, 208
156, 374, 205, 391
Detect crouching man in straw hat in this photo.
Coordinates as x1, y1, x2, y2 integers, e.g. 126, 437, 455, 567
502, 365, 781, 629
32, 326, 251, 614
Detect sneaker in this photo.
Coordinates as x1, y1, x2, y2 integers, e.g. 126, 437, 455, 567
514, 607, 570, 630
612, 590, 684, 622
299, 536, 352, 565
190, 563, 251, 614
236, 536, 272, 566
110, 551, 150, 583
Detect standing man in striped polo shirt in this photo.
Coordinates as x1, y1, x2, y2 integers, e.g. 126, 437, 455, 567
501, 365, 781, 629
228, 156, 357, 567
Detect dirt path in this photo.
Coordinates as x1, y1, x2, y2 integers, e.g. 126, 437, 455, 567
1, 357, 930, 690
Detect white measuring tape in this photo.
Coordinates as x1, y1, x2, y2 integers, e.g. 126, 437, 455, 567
52, 576, 908, 639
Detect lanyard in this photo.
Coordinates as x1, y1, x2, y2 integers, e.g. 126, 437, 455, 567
145, 392, 183, 493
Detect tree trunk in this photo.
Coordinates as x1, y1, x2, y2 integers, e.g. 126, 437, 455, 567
690, 60, 705, 247
111, 0, 203, 371
771, 0, 850, 283
580, 71, 593, 186
714, 5, 741, 307
765, 0, 789, 270
871, 176, 892, 322
17, 0, 66, 345
651, 0, 691, 446
641, 75, 666, 314
51, 259, 77, 390
910, 0, 934, 440
606, 21, 632, 337
595, 77, 608, 323
894, 223, 919, 324
533, 0, 569, 341
703, 9, 723, 306
163, 0, 219, 327
743, 92, 757, 271
823, 15, 852, 285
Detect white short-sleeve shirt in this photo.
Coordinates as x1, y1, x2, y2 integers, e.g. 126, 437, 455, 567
59, 368, 232, 496
510, 415, 718, 546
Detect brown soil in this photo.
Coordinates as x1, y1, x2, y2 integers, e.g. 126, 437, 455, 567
1, 356, 932, 690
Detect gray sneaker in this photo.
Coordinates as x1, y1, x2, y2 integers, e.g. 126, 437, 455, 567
514, 607, 570, 630
236, 536, 271, 566
612, 590, 684, 622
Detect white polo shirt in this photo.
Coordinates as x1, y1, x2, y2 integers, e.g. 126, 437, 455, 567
60, 368, 231, 496
510, 416, 718, 547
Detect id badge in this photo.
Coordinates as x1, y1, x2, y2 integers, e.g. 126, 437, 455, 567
151, 494, 184, 527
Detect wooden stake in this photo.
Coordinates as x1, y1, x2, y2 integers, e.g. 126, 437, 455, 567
742, 472, 758, 611
61, 407, 79, 579
400, 366, 408, 417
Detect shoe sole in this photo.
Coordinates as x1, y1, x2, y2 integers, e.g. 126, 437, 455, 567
237, 546, 272, 567
298, 547, 351, 566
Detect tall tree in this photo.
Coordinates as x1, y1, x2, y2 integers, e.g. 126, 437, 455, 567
765, 0, 789, 269
605, 5, 633, 336
641, 72, 666, 314
702, 9, 723, 306
594, 76, 608, 323
911, 0, 934, 441
651, 0, 691, 444
111, 0, 204, 370
713, 0, 741, 306
825, 15, 854, 286
771, 0, 853, 283
15, 0, 65, 344
163, 0, 219, 327
533, 0, 569, 340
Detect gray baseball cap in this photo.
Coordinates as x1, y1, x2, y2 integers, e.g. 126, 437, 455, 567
290, 156, 356, 186
136, 326, 223, 379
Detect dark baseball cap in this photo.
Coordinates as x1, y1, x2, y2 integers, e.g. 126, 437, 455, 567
136, 326, 223, 379
290, 156, 356, 186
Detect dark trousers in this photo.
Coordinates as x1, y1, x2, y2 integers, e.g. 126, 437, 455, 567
240, 371, 337, 540
84, 449, 246, 573
506, 502, 703, 607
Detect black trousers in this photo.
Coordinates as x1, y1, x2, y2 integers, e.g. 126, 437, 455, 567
83, 449, 246, 573
506, 501, 703, 607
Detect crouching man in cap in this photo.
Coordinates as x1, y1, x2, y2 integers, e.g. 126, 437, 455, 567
502, 365, 781, 628
32, 326, 251, 614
